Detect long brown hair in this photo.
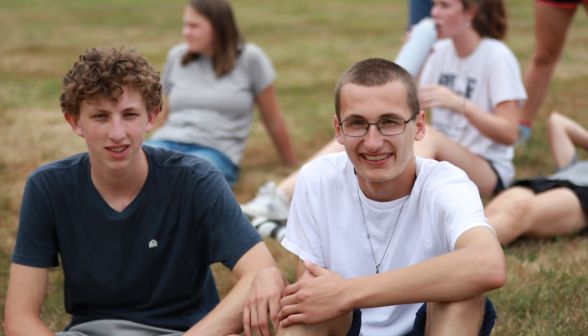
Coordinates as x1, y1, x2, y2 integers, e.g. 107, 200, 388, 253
181, 0, 244, 77
462, 0, 508, 40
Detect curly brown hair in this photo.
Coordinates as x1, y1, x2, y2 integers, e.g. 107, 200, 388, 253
60, 48, 163, 115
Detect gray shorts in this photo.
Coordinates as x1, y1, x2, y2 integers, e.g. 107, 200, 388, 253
56, 320, 184, 336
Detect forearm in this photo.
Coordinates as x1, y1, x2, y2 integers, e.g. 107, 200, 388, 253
264, 114, 298, 166
345, 247, 505, 310
185, 274, 255, 336
5, 312, 55, 336
5, 264, 53, 336
463, 101, 518, 145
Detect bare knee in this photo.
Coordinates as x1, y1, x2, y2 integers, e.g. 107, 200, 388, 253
531, 45, 561, 68
547, 111, 563, 131
277, 311, 353, 336
504, 200, 533, 233
425, 295, 486, 336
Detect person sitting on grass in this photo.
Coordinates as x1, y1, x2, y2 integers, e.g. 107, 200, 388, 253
4, 47, 283, 336
485, 112, 588, 245
241, 0, 527, 223
242, 58, 506, 336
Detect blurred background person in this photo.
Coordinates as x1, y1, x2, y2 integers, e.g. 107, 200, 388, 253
517, 0, 588, 144
417, 0, 526, 196
146, 0, 297, 187
486, 112, 588, 245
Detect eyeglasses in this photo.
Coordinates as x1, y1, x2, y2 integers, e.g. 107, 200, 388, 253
339, 115, 416, 137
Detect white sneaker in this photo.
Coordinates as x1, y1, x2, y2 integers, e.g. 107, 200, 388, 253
240, 181, 291, 220
251, 216, 287, 242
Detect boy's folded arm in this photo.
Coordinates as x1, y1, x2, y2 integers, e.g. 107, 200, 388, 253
278, 226, 505, 327
347, 226, 506, 309
186, 242, 283, 336
5, 263, 55, 336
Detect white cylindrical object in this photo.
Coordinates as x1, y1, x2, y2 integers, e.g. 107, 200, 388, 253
394, 17, 438, 77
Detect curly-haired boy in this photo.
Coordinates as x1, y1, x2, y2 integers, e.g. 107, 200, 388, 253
5, 48, 281, 336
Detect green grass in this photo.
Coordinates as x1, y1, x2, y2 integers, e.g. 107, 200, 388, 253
1, 0, 588, 334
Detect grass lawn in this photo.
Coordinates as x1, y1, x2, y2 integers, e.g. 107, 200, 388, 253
1, 0, 588, 334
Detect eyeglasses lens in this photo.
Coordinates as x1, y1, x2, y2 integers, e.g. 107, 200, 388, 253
342, 119, 405, 136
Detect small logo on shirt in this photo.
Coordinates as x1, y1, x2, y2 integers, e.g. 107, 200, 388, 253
149, 240, 158, 248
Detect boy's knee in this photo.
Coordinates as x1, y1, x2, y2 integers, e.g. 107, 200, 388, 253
424, 295, 487, 336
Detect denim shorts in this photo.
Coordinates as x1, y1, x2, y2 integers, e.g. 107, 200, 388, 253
144, 140, 239, 187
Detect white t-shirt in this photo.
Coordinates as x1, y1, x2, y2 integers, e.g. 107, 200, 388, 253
282, 153, 493, 336
419, 38, 527, 187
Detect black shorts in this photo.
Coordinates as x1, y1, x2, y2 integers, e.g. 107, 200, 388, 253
347, 309, 362, 336
513, 178, 588, 213
487, 161, 505, 196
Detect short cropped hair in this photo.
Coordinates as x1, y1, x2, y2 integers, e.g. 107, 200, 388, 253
334, 58, 420, 120
60, 48, 163, 116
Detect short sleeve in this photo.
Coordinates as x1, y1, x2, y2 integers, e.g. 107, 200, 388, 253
11, 176, 59, 268
243, 44, 277, 95
281, 167, 326, 267
200, 171, 263, 270
434, 180, 494, 252
487, 47, 527, 108
160, 48, 177, 95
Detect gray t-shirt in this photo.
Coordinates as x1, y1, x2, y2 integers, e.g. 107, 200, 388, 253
548, 159, 588, 187
151, 43, 276, 165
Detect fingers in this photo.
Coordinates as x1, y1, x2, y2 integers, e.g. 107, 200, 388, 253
249, 300, 260, 336
303, 259, 321, 277
269, 291, 281, 331
284, 282, 299, 296
243, 304, 252, 336
279, 313, 306, 328
256, 297, 272, 336
278, 302, 301, 322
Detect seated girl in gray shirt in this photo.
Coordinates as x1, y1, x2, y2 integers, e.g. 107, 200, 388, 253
146, 0, 297, 187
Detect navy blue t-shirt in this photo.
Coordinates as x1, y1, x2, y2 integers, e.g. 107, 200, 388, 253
11, 146, 263, 331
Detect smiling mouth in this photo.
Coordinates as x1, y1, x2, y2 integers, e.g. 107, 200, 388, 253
362, 154, 391, 162
106, 146, 129, 153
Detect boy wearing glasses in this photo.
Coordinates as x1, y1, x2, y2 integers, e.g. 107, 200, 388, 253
244, 58, 506, 336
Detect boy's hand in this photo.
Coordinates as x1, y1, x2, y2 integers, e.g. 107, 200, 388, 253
243, 267, 289, 336
278, 259, 350, 328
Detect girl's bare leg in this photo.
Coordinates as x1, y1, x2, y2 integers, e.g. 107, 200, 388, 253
520, 4, 576, 123
547, 112, 588, 168
487, 188, 587, 245
414, 125, 498, 196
